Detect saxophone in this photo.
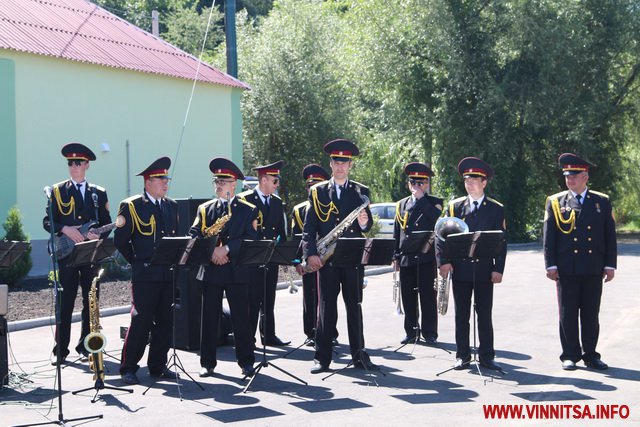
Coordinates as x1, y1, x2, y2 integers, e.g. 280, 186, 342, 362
84, 269, 106, 381
301, 194, 370, 273
204, 196, 232, 238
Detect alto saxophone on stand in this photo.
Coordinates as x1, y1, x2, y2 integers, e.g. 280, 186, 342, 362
84, 269, 106, 381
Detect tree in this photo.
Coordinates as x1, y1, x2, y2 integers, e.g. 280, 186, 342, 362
0, 207, 32, 286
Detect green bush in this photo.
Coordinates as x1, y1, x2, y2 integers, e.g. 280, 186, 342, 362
0, 207, 32, 286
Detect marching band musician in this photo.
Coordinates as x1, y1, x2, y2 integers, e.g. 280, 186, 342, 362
114, 157, 179, 385
292, 164, 337, 347
43, 142, 112, 365
436, 157, 506, 371
302, 139, 374, 374
543, 153, 616, 371
392, 162, 443, 345
237, 161, 290, 347
190, 158, 258, 378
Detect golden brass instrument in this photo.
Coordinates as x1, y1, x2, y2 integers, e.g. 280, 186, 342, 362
393, 268, 403, 315
434, 273, 451, 315
301, 194, 370, 273
84, 268, 106, 381
203, 196, 232, 238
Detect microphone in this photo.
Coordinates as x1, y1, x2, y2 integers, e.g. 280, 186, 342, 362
43, 186, 52, 199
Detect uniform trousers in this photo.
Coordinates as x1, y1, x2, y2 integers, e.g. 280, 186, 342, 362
314, 264, 364, 367
399, 262, 438, 340
556, 274, 603, 362
452, 279, 494, 361
53, 263, 99, 357
249, 264, 279, 341
199, 280, 254, 369
120, 280, 173, 374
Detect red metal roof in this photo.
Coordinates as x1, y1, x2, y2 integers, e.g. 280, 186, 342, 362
0, 0, 249, 89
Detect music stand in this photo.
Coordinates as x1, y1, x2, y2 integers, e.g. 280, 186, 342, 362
436, 231, 506, 380
0, 241, 30, 268
240, 239, 308, 393
322, 238, 386, 385
143, 237, 205, 399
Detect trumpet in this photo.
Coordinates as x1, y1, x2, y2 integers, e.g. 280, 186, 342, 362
393, 268, 403, 315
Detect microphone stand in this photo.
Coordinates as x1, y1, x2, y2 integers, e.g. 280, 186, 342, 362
15, 188, 102, 427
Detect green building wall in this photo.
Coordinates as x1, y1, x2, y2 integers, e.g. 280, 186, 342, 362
0, 50, 245, 275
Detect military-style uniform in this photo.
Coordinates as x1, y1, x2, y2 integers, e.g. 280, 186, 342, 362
114, 158, 178, 377
393, 185, 443, 342
189, 194, 258, 372
291, 200, 317, 340
43, 143, 111, 360
436, 157, 506, 366
302, 147, 373, 368
237, 162, 287, 345
543, 153, 616, 366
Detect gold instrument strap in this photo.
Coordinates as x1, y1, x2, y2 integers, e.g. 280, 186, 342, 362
53, 185, 75, 216
294, 204, 305, 231
394, 201, 408, 230
311, 186, 338, 223
127, 200, 156, 236
448, 200, 467, 222
550, 197, 576, 234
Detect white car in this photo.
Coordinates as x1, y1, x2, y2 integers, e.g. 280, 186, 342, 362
369, 202, 396, 236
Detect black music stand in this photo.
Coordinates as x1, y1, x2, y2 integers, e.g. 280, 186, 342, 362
240, 240, 308, 393
322, 238, 386, 385
436, 230, 505, 381
0, 241, 30, 268
143, 237, 205, 399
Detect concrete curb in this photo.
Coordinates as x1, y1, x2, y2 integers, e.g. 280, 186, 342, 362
7, 266, 394, 333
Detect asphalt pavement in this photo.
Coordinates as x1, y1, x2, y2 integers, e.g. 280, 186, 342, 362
2, 243, 639, 426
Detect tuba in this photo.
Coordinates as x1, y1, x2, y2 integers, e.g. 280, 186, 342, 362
84, 269, 106, 381
433, 216, 469, 315
300, 194, 370, 273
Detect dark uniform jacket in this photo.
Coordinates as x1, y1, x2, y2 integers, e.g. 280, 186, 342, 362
543, 189, 616, 276
43, 179, 112, 242
436, 196, 507, 282
393, 195, 443, 267
302, 179, 373, 259
237, 189, 287, 242
188, 197, 258, 283
113, 192, 178, 282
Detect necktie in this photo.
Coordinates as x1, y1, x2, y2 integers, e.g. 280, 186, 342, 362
222, 201, 228, 213
337, 185, 344, 200
155, 199, 161, 210
75, 183, 84, 210
576, 194, 582, 205
473, 200, 479, 214
263, 195, 270, 214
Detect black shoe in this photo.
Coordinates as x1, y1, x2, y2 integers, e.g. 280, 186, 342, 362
199, 367, 214, 377
562, 360, 577, 371
263, 336, 291, 347
400, 335, 418, 345
305, 338, 316, 347
310, 362, 330, 374
454, 357, 471, 370
51, 356, 67, 366
584, 358, 608, 370
121, 372, 139, 385
241, 364, 256, 377
149, 368, 179, 379
480, 358, 502, 371
424, 336, 438, 346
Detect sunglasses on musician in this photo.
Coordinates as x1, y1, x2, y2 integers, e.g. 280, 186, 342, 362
409, 179, 428, 186
67, 160, 85, 167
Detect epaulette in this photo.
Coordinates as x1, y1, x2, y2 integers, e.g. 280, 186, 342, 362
350, 180, 369, 191
88, 183, 106, 192
486, 196, 504, 207
589, 190, 609, 199
199, 199, 216, 209
122, 194, 143, 204
53, 180, 68, 188
450, 196, 467, 205
271, 193, 282, 202
548, 190, 569, 201
310, 180, 328, 191
293, 201, 309, 211
237, 198, 256, 209
236, 189, 253, 200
